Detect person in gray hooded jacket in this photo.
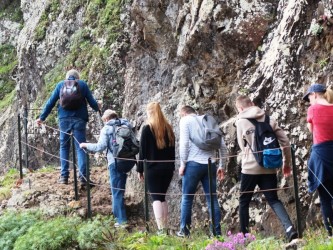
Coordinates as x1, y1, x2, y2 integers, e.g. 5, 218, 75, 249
80, 109, 136, 227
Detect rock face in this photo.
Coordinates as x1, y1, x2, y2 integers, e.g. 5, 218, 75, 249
1, 0, 332, 237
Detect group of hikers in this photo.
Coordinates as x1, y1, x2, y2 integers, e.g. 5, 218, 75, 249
36, 69, 333, 242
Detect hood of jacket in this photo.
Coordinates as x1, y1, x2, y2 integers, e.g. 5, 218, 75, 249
237, 106, 265, 121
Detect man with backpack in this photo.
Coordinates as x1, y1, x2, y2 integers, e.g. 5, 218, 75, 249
177, 105, 228, 237
235, 95, 298, 242
80, 109, 138, 228
36, 69, 100, 187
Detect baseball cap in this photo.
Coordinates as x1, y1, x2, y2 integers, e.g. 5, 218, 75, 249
303, 83, 326, 102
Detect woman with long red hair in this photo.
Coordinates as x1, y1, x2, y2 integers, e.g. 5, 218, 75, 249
137, 102, 175, 234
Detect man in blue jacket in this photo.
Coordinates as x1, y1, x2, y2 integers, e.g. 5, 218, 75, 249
36, 69, 100, 186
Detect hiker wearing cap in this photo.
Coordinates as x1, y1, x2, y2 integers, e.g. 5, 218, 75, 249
235, 95, 298, 242
137, 102, 175, 235
303, 83, 333, 237
36, 69, 100, 186
80, 110, 136, 228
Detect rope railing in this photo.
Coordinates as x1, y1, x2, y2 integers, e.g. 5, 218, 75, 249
17, 110, 311, 236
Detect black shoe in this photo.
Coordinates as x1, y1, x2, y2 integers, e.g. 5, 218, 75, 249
57, 177, 68, 185
286, 227, 298, 242
80, 179, 96, 188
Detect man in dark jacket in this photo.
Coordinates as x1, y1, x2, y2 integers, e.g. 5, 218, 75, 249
36, 69, 100, 186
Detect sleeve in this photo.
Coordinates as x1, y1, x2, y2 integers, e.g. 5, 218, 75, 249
179, 117, 190, 167
39, 82, 62, 121
307, 106, 313, 123
218, 137, 228, 168
83, 81, 99, 112
137, 125, 149, 173
236, 119, 246, 152
271, 118, 291, 167
85, 127, 109, 152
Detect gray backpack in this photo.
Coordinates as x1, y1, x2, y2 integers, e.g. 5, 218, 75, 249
190, 114, 222, 151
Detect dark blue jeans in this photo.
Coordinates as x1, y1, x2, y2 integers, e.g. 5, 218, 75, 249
317, 180, 333, 236
59, 117, 87, 180
109, 160, 134, 224
180, 161, 221, 236
239, 173, 293, 234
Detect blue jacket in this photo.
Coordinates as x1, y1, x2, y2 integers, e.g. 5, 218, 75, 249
39, 76, 99, 122
308, 141, 333, 192
85, 119, 132, 165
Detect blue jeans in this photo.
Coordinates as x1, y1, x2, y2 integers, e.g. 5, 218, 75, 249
59, 117, 87, 180
239, 173, 293, 234
317, 180, 333, 236
109, 160, 133, 224
180, 161, 221, 236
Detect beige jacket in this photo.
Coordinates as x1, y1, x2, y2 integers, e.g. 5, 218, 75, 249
236, 106, 291, 175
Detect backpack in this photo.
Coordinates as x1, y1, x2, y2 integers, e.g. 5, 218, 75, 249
59, 80, 84, 110
190, 114, 222, 151
108, 120, 140, 159
246, 116, 282, 169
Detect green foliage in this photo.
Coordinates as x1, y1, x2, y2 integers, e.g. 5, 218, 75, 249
0, 211, 40, 250
14, 216, 81, 250
0, 168, 19, 188
318, 57, 329, 69
247, 236, 283, 250
0, 44, 17, 103
34, 0, 61, 41
0, 0, 24, 23
77, 215, 113, 249
310, 22, 323, 36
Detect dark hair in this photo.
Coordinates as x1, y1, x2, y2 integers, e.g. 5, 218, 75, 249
180, 105, 196, 115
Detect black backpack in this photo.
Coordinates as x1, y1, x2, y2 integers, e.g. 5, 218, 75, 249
59, 80, 84, 110
108, 120, 140, 159
246, 116, 282, 169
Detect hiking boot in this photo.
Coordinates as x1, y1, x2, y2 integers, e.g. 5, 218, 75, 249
286, 227, 298, 242
57, 177, 68, 185
177, 229, 189, 238
114, 222, 128, 229
80, 179, 96, 188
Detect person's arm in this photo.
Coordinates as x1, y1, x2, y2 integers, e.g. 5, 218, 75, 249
38, 82, 62, 122
179, 117, 190, 176
217, 137, 228, 180
137, 125, 149, 174
80, 127, 109, 152
82, 81, 99, 112
306, 106, 313, 133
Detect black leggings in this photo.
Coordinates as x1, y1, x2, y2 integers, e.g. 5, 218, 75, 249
146, 166, 174, 202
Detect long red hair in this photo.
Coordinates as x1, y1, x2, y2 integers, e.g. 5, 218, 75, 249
146, 102, 175, 149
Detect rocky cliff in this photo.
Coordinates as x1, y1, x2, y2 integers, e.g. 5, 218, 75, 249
1, 0, 333, 237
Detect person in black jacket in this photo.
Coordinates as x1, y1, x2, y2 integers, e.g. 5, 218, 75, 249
137, 102, 175, 234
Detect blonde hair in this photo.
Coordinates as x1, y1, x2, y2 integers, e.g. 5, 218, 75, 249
146, 102, 175, 149
102, 109, 118, 121
66, 69, 80, 79
235, 95, 253, 108
324, 87, 333, 104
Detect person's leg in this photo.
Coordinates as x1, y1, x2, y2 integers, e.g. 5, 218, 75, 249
201, 163, 221, 236
59, 118, 71, 180
179, 161, 201, 235
109, 162, 128, 224
317, 181, 333, 236
259, 174, 293, 231
72, 118, 87, 181
239, 173, 257, 234
160, 169, 173, 229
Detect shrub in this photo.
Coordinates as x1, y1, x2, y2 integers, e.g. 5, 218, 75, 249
13, 216, 81, 250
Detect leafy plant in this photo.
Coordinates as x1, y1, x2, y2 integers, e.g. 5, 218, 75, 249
310, 22, 323, 36
0, 211, 40, 250
318, 57, 329, 69
13, 216, 81, 250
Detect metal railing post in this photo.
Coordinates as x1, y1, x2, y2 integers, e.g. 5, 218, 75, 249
143, 159, 149, 232
86, 152, 92, 219
291, 144, 302, 238
17, 114, 23, 179
24, 106, 29, 170
208, 158, 216, 236
71, 134, 78, 201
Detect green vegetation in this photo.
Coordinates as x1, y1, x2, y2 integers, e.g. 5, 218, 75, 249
0, 0, 24, 23
0, 208, 331, 249
0, 168, 19, 203
0, 44, 17, 110
35, 0, 61, 41
318, 57, 329, 69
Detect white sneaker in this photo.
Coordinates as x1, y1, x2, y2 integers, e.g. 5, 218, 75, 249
114, 222, 128, 228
